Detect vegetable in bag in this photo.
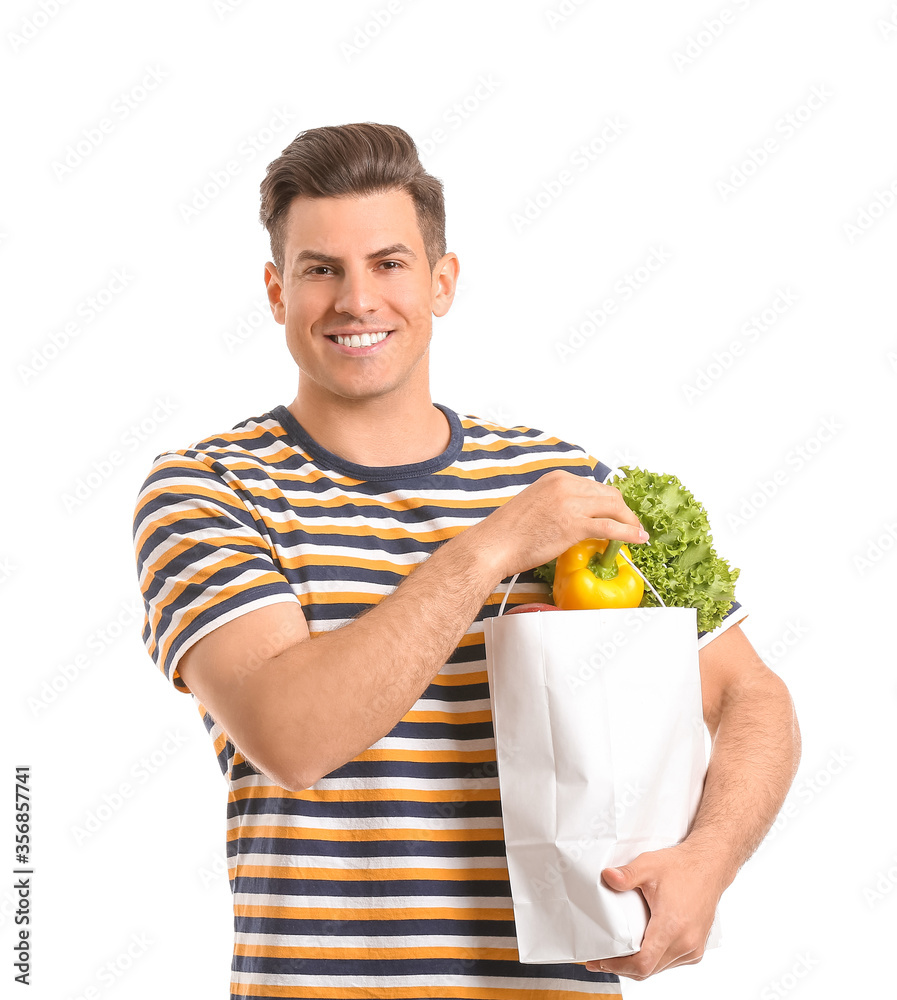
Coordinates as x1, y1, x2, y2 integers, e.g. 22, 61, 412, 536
534, 466, 740, 632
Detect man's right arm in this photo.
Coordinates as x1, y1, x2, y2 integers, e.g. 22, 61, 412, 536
178, 469, 648, 791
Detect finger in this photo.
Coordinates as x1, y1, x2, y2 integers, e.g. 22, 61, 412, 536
585, 486, 647, 535
591, 904, 707, 979
629, 938, 704, 978
586, 929, 694, 981
545, 474, 646, 535
602, 853, 665, 899
588, 945, 702, 981
601, 863, 642, 890
586, 935, 666, 981
587, 516, 649, 546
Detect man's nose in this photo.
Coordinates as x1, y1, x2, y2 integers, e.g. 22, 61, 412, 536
333, 266, 379, 316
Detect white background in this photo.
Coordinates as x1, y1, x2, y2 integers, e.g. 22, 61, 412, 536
3, 1, 896, 998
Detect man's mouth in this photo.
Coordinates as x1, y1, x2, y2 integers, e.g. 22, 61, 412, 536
327, 331, 392, 347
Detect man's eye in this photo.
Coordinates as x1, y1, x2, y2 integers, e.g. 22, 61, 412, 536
380, 260, 401, 269
308, 266, 334, 275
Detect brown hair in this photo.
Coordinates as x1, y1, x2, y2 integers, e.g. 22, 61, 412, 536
259, 122, 447, 274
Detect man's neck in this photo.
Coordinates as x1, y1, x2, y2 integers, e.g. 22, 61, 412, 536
286, 388, 452, 469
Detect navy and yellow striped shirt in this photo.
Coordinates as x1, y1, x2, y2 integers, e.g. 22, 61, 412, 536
132, 402, 744, 999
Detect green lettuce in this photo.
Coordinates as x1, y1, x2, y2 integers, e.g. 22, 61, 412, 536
534, 467, 740, 633
612, 466, 739, 632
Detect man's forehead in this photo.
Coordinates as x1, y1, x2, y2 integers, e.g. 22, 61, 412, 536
283, 189, 422, 258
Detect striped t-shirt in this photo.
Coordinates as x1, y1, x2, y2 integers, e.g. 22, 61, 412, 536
132, 402, 745, 999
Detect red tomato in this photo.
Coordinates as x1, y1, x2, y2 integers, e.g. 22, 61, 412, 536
504, 602, 559, 614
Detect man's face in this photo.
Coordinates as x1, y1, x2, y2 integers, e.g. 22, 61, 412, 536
264, 188, 457, 406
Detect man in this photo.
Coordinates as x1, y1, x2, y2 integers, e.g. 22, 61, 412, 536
133, 122, 800, 998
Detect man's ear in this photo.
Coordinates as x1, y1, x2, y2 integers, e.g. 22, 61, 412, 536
264, 262, 286, 325
431, 252, 460, 318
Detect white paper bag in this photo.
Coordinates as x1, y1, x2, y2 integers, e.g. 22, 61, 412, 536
483, 604, 722, 964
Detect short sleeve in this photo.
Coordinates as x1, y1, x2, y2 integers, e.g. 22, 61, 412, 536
588, 455, 617, 485
584, 452, 748, 645
132, 452, 299, 694
697, 600, 748, 648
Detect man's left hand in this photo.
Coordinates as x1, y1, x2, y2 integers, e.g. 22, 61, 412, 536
584, 842, 727, 981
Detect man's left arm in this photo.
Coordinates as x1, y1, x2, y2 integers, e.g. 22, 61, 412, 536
586, 622, 802, 980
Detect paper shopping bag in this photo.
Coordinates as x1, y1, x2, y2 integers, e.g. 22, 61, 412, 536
483, 605, 721, 964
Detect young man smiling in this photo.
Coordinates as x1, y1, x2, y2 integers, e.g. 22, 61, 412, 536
267, 186, 458, 467
133, 122, 800, 999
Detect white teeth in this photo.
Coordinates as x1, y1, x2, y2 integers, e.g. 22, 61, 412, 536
333, 331, 389, 347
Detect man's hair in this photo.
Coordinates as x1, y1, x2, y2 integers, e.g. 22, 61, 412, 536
259, 122, 447, 274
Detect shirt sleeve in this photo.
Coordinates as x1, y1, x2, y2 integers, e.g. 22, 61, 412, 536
696, 599, 748, 648
584, 452, 748, 645
590, 456, 618, 486
132, 451, 300, 694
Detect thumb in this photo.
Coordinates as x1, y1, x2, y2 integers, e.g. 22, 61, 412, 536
601, 862, 642, 891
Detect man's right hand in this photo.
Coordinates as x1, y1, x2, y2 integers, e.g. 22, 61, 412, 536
467, 469, 649, 584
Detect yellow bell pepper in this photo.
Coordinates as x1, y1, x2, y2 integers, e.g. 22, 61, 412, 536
552, 538, 644, 610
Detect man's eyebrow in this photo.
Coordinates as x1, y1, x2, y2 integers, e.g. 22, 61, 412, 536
369, 243, 418, 261
291, 243, 418, 268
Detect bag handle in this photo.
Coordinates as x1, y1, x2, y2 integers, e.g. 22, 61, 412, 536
618, 546, 667, 608
496, 545, 667, 616
496, 574, 520, 617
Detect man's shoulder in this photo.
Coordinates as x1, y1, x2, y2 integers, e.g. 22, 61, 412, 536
138, 408, 287, 487
451, 408, 614, 483
454, 408, 574, 445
